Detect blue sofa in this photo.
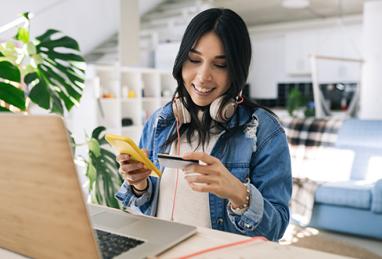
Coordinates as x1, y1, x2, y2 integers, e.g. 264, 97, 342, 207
286, 118, 382, 239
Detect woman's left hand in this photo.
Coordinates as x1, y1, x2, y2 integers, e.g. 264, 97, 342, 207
183, 152, 247, 208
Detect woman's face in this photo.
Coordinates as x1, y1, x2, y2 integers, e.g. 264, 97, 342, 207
182, 32, 231, 107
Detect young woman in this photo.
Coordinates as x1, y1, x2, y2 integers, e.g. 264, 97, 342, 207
116, 8, 292, 241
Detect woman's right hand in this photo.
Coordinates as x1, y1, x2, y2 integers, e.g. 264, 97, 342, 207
116, 150, 151, 191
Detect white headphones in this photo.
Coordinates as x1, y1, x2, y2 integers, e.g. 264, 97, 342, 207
172, 94, 243, 125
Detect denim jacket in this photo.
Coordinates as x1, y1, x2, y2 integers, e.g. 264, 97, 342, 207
116, 102, 292, 241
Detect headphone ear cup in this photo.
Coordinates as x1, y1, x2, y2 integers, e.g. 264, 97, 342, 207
210, 96, 237, 123
172, 98, 191, 124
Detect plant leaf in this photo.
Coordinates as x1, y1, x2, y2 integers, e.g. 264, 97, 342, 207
86, 126, 121, 209
25, 29, 86, 114
88, 138, 101, 158
25, 72, 50, 110
16, 27, 29, 44
0, 82, 26, 110
0, 106, 10, 112
0, 61, 21, 82
86, 161, 96, 192
92, 126, 106, 140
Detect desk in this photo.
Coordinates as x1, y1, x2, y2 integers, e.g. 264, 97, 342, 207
0, 227, 351, 259
158, 227, 351, 258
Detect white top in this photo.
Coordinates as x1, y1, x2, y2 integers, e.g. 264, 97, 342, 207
157, 131, 222, 228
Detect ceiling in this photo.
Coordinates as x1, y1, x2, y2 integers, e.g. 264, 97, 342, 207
213, 0, 364, 26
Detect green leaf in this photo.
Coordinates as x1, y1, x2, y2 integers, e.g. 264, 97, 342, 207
86, 162, 96, 192
35, 29, 59, 43
92, 126, 106, 140
40, 63, 82, 101
27, 42, 36, 56
16, 27, 29, 44
0, 61, 21, 82
0, 82, 26, 110
51, 93, 64, 115
39, 36, 80, 51
43, 51, 85, 62
21, 12, 31, 20
0, 106, 11, 112
29, 29, 86, 114
89, 138, 101, 157
25, 72, 50, 109
85, 126, 121, 209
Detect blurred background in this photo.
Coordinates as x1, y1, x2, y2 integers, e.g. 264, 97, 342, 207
1, 1, 382, 257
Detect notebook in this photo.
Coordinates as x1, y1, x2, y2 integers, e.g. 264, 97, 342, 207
0, 114, 196, 259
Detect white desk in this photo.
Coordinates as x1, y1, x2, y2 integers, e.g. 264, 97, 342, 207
0, 226, 351, 259
158, 227, 351, 259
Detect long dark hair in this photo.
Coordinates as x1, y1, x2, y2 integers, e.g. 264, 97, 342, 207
165, 8, 262, 150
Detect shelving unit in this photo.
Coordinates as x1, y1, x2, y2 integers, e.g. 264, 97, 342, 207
89, 65, 177, 143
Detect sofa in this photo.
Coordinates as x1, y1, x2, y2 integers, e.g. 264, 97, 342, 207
283, 117, 382, 240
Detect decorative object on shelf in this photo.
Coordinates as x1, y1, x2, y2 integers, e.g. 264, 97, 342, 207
91, 66, 178, 143
122, 118, 134, 127
287, 87, 306, 117
0, 12, 121, 209
128, 89, 136, 98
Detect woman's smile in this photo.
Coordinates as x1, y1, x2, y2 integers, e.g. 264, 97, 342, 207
192, 83, 215, 96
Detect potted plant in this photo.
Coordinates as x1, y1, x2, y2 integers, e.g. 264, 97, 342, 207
0, 12, 122, 208
287, 87, 315, 118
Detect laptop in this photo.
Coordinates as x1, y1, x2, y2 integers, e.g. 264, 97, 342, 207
0, 114, 196, 259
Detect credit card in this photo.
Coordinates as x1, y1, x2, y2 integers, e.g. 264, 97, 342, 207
158, 153, 199, 169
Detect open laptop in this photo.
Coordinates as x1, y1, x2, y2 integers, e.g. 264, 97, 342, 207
0, 114, 196, 259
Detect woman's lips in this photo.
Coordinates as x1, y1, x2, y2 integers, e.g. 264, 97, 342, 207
192, 84, 215, 96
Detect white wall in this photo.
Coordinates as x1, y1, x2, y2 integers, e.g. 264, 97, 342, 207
249, 16, 362, 99
154, 16, 363, 99
360, 1, 382, 119
1, 0, 119, 54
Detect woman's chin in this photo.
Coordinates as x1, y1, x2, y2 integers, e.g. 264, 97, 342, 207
190, 96, 213, 107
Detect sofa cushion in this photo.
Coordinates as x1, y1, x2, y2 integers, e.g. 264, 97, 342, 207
315, 181, 373, 210
290, 147, 354, 182
335, 119, 382, 181
336, 119, 382, 149
371, 179, 382, 213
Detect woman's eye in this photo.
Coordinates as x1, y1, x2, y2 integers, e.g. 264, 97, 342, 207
188, 57, 200, 63
215, 64, 227, 68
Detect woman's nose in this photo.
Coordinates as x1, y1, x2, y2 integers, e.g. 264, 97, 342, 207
196, 65, 212, 83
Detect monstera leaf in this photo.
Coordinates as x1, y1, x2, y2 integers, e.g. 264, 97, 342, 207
0, 60, 25, 112
25, 29, 86, 114
86, 126, 123, 209
0, 13, 85, 115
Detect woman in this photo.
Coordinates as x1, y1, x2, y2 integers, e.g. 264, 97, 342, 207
116, 8, 291, 241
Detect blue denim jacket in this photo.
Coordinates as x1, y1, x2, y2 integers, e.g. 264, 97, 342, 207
116, 102, 292, 241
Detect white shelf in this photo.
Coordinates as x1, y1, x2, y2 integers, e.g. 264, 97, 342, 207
90, 65, 177, 140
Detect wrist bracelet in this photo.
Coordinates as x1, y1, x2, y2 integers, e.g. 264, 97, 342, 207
131, 179, 149, 194
229, 182, 250, 215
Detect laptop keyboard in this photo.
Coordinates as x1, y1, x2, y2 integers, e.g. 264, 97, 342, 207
95, 229, 144, 259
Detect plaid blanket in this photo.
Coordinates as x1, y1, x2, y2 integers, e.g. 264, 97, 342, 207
281, 117, 343, 226
282, 117, 342, 147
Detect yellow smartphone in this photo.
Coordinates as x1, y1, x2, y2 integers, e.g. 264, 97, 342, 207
105, 133, 161, 177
